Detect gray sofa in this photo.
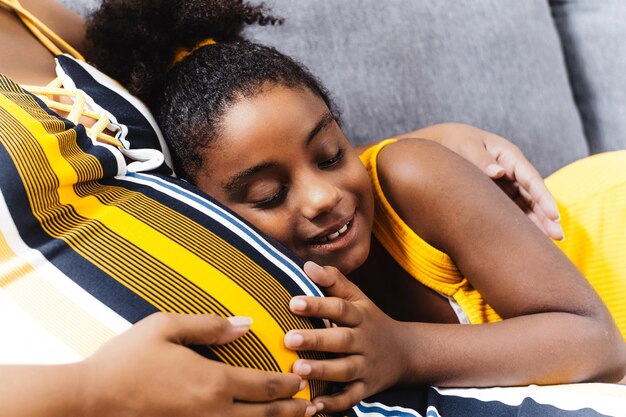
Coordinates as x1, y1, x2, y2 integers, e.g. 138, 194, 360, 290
63, 0, 626, 176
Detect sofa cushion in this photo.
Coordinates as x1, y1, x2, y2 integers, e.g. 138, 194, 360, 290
246, 0, 589, 176
551, 0, 626, 154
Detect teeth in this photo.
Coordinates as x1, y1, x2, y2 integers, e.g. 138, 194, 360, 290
318, 221, 350, 243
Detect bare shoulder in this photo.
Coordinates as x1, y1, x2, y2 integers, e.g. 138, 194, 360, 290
375, 138, 495, 250
375, 138, 602, 320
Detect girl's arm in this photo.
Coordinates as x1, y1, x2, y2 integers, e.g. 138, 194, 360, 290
357, 123, 563, 240
286, 140, 625, 413
379, 139, 624, 381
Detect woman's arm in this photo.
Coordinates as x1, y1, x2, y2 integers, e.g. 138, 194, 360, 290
0, 313, 314, 417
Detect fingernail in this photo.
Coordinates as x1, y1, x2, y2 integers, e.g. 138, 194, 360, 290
293, 360, 312, 376
487, 164, 505, 177
284, 331, 304, 347
304, 261, 323, 273
290, 297, 307, 312
315, 401, 324, 411
227, 316, 253, 328
299, 379, 307, 391
549, 223, 564, 241
305, 405, 317, 416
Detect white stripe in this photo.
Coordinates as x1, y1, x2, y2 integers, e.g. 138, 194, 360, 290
118, 173, 325, 298
55, 54, 173, 171
0, 190, 132, 335
433, 384, 626, 415
354, 401, 423, 417
0, 290, 81, 364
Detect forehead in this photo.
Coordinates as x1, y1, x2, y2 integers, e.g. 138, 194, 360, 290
196, 84, 334, 190
217, 84, 330, 151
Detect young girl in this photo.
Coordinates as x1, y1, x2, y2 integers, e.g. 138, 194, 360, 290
82, 0, 626, 412
2, 1, 588, 416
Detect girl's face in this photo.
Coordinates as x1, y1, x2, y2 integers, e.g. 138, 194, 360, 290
195, 84, 374, 274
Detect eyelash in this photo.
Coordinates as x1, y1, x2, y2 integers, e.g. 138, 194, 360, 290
252, 148, 345, 209
318, 148, 345, 169
252, 186, 287, 209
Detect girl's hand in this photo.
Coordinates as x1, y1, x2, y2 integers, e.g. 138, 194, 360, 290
395, 123, 563, 240
78, 313, 315, 417
284, 262, 408, 414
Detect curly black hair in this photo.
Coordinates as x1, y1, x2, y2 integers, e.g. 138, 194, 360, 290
84, 0, 339, 180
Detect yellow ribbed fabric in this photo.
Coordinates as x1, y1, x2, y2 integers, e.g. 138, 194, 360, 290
360, 139, 502, 324
360, 140, 626, 338
546, 151, 626, 339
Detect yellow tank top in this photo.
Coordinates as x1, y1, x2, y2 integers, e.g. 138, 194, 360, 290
360, 138, 626, 338
360, 139, 502, 324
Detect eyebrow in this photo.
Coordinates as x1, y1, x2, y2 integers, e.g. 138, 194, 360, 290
223, 112, 336, 193
223, 162, 277, 193
306, 111, 336, 145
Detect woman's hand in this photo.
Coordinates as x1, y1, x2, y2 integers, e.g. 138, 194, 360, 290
76, 313, 315, 417
0, 313, 316, 417
394, 123, 564, 240
284, 262, 409, 414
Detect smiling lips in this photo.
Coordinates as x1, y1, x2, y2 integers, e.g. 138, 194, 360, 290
314, 220, 351, 244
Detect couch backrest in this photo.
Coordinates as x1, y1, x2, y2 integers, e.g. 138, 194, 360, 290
246, 0, 590, 176
551, 0, 626, 155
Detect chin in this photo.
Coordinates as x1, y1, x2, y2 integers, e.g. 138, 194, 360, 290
333, 242, 371, 275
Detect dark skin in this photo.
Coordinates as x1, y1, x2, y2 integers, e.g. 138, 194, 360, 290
0, 2, 317, 416
4, 2, 620, 415
199, 84, 626, 414
351, 237, 459, 324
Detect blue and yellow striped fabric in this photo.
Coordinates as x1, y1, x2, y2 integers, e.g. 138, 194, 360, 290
0, 73, 328, 400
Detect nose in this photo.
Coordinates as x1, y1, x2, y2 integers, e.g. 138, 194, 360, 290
299, 174, 342, 220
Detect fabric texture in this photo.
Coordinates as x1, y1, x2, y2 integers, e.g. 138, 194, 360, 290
550, 0, 626, 154
246, 0, 590, 176
0, 73, 329, 402
360, 138, 626, 339
547, 150, 626, 339
359, 139, 502, 325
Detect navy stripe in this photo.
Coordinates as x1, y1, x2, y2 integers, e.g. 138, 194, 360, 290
134, 172, 322, 296
0, 129, 158, 324
56, 55, 172, 175
111, 174, 316, 297
70, 123, 121, 179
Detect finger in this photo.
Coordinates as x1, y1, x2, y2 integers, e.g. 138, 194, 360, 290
289, 296, 361, 326
232, 398, 316, 417
460, 137, 507, 179
227, 367, 305, 401
140, 312, 252, 346
312, 381, 367, 414
485, 163, 506, 179
519, 186, 564, 240
291, 355, 365, 382
285, 327, 360, 353
303, 261, 365, 301
496, 150, 560, 222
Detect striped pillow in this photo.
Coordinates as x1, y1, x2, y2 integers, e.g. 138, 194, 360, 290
0, 73, 328, 400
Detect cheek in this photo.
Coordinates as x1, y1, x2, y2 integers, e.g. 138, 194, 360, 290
236, 209, 295, 246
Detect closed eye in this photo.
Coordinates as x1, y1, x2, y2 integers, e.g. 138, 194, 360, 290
318, 148, 345, 169
252, 186, 287, 209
